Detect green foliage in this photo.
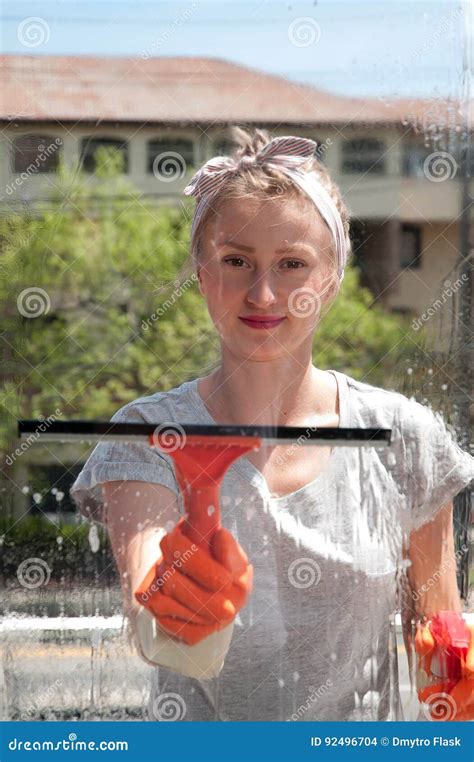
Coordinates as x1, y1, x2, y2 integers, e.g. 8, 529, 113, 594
314, 265, 421, 389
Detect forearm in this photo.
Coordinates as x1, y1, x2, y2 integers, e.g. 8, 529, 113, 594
407, 502, 463, 619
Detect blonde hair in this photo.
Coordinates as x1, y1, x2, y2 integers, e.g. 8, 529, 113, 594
173, 126, 351, 293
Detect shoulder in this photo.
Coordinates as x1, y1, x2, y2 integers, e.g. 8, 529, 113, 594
110, 379, 196, 423
341, 371, 453, 440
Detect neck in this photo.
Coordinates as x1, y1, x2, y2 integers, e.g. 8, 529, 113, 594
199, 353, 335, 426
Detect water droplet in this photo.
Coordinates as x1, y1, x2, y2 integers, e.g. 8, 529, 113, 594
51, 487, 57, 495
33, 493, 42, 504
165, 520, 174, 533
406, 368, 413, 375
88, 524, 100, 553
278, 678, 285, 688
330, 651, 338, 662
135, 491, 141, 497
56, 536, 63, 546
21, 486, 30, 494
387, 452, 397, 466
293, 671, 300, 682
441, 384, 448, 391
207, 504, 215, 516
137, 522, 144, 531
55, 491, 64, 502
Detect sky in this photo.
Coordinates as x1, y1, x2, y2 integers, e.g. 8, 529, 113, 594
0, 0, 471, 100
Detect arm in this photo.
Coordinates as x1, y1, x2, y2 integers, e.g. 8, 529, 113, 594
405, 500, 462, 618
102, 479, 181, 664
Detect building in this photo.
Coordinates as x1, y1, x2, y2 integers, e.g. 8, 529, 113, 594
1, 54, 471, 329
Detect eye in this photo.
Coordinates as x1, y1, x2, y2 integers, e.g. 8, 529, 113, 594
223, 257, 249, 268
283, 260, 305, 269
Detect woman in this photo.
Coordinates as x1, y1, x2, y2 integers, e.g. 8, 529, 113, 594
70, 127, 474, 722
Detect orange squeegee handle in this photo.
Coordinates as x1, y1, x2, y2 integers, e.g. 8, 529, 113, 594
149, 433, 260, 551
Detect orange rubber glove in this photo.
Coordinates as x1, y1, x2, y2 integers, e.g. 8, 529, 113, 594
415, 612, 474, 721
134, 517, 253, 646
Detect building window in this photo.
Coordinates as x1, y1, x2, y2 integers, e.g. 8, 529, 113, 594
147, 138, 194, 177
13, 135, 62, 173
80, 136, 128, 173
402, 143, 435, 177
400, 224, 422, 269
341, 138, 386, 175
212, 136, 235, 157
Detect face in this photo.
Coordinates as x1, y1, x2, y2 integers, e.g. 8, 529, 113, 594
197, 195, 339, 362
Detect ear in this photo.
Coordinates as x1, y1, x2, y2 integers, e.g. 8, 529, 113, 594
197, 267, 205, 296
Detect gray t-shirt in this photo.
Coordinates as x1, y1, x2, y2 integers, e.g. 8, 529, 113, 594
70, 370, 474, 722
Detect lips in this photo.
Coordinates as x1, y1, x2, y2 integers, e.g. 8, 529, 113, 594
239, 316, 286, 329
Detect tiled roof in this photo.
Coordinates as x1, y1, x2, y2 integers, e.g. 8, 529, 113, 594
1, 54, 470, 129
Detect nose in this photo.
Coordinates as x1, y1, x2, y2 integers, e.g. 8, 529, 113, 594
245, 268, 279, 308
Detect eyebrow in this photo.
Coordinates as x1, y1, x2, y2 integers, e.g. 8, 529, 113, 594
220, 239, 316, 255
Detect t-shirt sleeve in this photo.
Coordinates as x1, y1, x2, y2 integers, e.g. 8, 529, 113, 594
69, 402, 180, 525
399, 397, 474, 533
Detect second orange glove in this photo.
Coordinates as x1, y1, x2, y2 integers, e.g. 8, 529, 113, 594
135, 518, 253, 646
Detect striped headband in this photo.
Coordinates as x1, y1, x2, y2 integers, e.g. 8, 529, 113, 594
183, 135, 348, 282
